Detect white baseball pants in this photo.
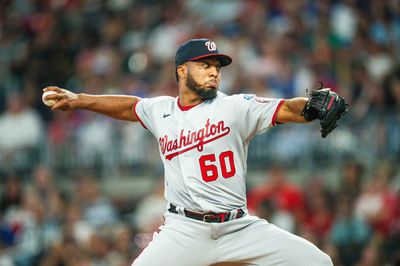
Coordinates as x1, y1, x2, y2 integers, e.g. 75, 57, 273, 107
132, 212, 333, 266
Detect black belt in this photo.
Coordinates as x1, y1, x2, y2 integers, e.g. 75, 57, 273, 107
168, 204, 245, 223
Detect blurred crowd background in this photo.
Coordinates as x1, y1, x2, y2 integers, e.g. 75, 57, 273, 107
1, 0, 400, 265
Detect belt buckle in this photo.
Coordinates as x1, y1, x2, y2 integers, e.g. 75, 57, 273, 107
203, 213, 228, 223
202, 213, 216, 222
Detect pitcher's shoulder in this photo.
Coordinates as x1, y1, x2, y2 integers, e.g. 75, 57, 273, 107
140, 95, 175, 106
217, 93, 256, 103
149, 95, 175, 103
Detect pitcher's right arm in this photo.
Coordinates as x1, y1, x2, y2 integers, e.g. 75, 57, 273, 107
43, 86, 141, 122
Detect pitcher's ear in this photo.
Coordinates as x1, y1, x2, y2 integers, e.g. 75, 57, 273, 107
176, 65, 187, 81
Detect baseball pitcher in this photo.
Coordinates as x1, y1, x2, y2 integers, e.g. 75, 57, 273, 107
43, 38, 347, 266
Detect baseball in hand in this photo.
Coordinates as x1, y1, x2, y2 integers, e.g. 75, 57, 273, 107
42, 91, 58, 107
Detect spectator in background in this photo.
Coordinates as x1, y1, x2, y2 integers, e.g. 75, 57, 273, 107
46, 110, 76, 147
40, 201, 92, 265
86, 231, 112, 266
1, 184, 45, 266
354, 162, 397, 238
302, 177, 334, 247
382, 176, 400, 264
132, 180, 166, 234
0, 92, 43, 174
14, 187, 45, 265
0, 174, 23, 216
131, 180, 166, 250
107, 224, 137, 266
32, 166, 56, 204
31, 166, 65, 250
75, 113, 116, 174
355, 242, 381, 266
247, 165, 305, 233
119, 122, 152, 171
336, 160, 364, 203
75, 174, 119, 228
383, 68, 400, 110
330, 196, 372, 266
0, 174, 22, 254
353, 161, 399, 263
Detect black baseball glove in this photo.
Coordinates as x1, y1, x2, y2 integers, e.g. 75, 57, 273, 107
302, 84, 348, 138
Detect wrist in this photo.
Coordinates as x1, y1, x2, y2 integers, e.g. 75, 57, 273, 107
76, 93, 92, 109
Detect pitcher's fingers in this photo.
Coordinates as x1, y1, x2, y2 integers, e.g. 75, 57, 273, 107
51, 98, 68, 111
43, 86, 64, 93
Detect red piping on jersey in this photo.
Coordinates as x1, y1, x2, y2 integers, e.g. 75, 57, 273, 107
177, 97, 202, 111
133, 100, 148, 129
271, 100, 285, 126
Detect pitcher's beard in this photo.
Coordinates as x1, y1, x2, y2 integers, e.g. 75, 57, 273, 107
186, 73, 217, 101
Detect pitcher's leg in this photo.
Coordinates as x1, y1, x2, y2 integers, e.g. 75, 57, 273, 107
132, 213, 215, 266
217, 216, 332, 266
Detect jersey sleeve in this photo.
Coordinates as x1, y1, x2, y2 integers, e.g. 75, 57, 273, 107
133, 98, 156, 135
133, 100, 148, 129
234, 94, 284, 139
132, 98, 151, 129
133, 96, 175, 135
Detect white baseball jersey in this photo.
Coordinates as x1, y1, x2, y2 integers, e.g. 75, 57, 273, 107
132, 91, 333, 266
133, 91, 284, 213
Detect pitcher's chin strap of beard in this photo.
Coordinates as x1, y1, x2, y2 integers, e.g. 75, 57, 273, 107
198, 89, 217, 100
190, 85, 217, 101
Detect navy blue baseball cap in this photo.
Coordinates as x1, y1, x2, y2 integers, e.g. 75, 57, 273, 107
175, 38, 232, 68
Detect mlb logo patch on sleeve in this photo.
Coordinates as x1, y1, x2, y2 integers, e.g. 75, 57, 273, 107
243, 94, 255, 100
